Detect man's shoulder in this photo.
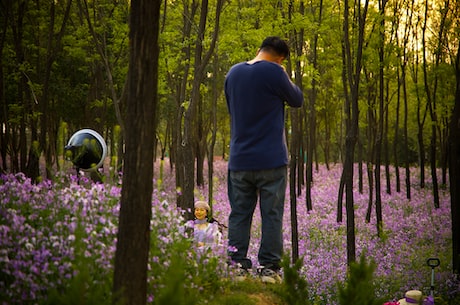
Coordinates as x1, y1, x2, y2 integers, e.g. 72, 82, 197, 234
229, 61, 247, 71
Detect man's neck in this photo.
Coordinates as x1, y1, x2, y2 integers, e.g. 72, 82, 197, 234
247, 51, 283, 65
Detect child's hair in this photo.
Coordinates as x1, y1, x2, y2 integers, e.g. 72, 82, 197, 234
194, 200, 210, 211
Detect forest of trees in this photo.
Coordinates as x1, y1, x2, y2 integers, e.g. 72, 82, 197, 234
1, 0, 459, 283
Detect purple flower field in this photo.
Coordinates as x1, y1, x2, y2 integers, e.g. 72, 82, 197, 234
0, 159, 455, 304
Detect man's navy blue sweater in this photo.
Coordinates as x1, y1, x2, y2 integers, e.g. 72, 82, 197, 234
225, 60, 304, 171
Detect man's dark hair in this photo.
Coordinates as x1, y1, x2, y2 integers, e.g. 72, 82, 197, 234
260, 36, 290, 58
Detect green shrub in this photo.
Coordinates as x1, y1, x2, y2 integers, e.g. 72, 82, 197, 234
276, 255, 310, 305
338, 253, 385, 305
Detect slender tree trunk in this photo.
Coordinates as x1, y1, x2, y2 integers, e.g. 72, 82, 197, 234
112, 1, 160, 304
409, 9, 425, 192
342, 0, 364, 265
0, 17, 6, 172
182, 0, 223, 219
193, 0, 209, 188
449, 40, 460, 274
288, 0, 305, 262
38, 0, 72, 180
404, 71, 413, 198
364, 71, 375, 223
207, 53, 220, 218
374, 0, 386, 236
384, 81, 391, 195
394, 63, 401, 193
324, 104, 331, 169
337, 39, 348, 225
365, 160, 374, 223
6, 1, 30, 177
342, 0, 368, 265
305, 0, 321, 211
175, 0, 196, 215
422, 0, 440, 208
289, 106, 300, 263
358, 138, 363, 194
337, 171, 344, 223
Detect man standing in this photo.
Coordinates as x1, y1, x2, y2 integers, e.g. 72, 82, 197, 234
225, 36, 304, 283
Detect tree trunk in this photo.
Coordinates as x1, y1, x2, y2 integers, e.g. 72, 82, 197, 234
180, 0, 223, 219
288, 1, 305, 260
289, 105, 300, 263
305, 0, 321, 212
449, 40, 460, 274
394, 63, 401, 193
384, 81, 391, 195
341, 0, 369, 265
413, 50, 426, 195
38, 0, 73, 180
337, 171, 344, 223
174, 0, 196, 214
112, 0, 160, 304
422, 0, 440, 208
358, 139, 363, 194
374, 0, 386, 236
5, 0, 29, 176
364, 71, 375, 223
365, 160, 373, 223
193, 0, 208, 188
0, 18, 6, 172
207, 53, 220, 217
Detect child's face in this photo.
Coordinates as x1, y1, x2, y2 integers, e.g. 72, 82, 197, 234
194, 207, 208, 220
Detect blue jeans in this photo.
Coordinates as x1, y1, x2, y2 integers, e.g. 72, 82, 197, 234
227, 166, 287, 270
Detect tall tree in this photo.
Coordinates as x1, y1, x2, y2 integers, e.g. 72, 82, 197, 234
170, 0, 197, 216
394, 0, 414, 195
305, 0, 323, 212
374, 0, 386, 236
206, 51, 222, 217
38, 0, 73, 180
288, 0, 304, 264
422, 0, 441, 208
112, 0, 160, 304
1, 0, 27, 174
180, 0, 224, 219
340, 0, 369, 265
411, 8, 426, 194
450, 38, 460, 275
0, 0, 6, 172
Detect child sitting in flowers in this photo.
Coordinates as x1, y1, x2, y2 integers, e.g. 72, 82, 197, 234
185, 201, 222, 248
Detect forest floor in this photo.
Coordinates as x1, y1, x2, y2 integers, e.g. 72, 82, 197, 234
248, 292, 283, 305
217, 279, 287, 305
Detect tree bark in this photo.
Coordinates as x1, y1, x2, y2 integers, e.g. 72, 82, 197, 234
305, 0, 321, 212
341, 0, 369, 265
181, 0, 224, 219
422, 0, 440, 208
207, 53, 220, 218
112, 0, 160, 304
449, 39, 460, 274
174, 0, 196, 215
374, 0, 386, 236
